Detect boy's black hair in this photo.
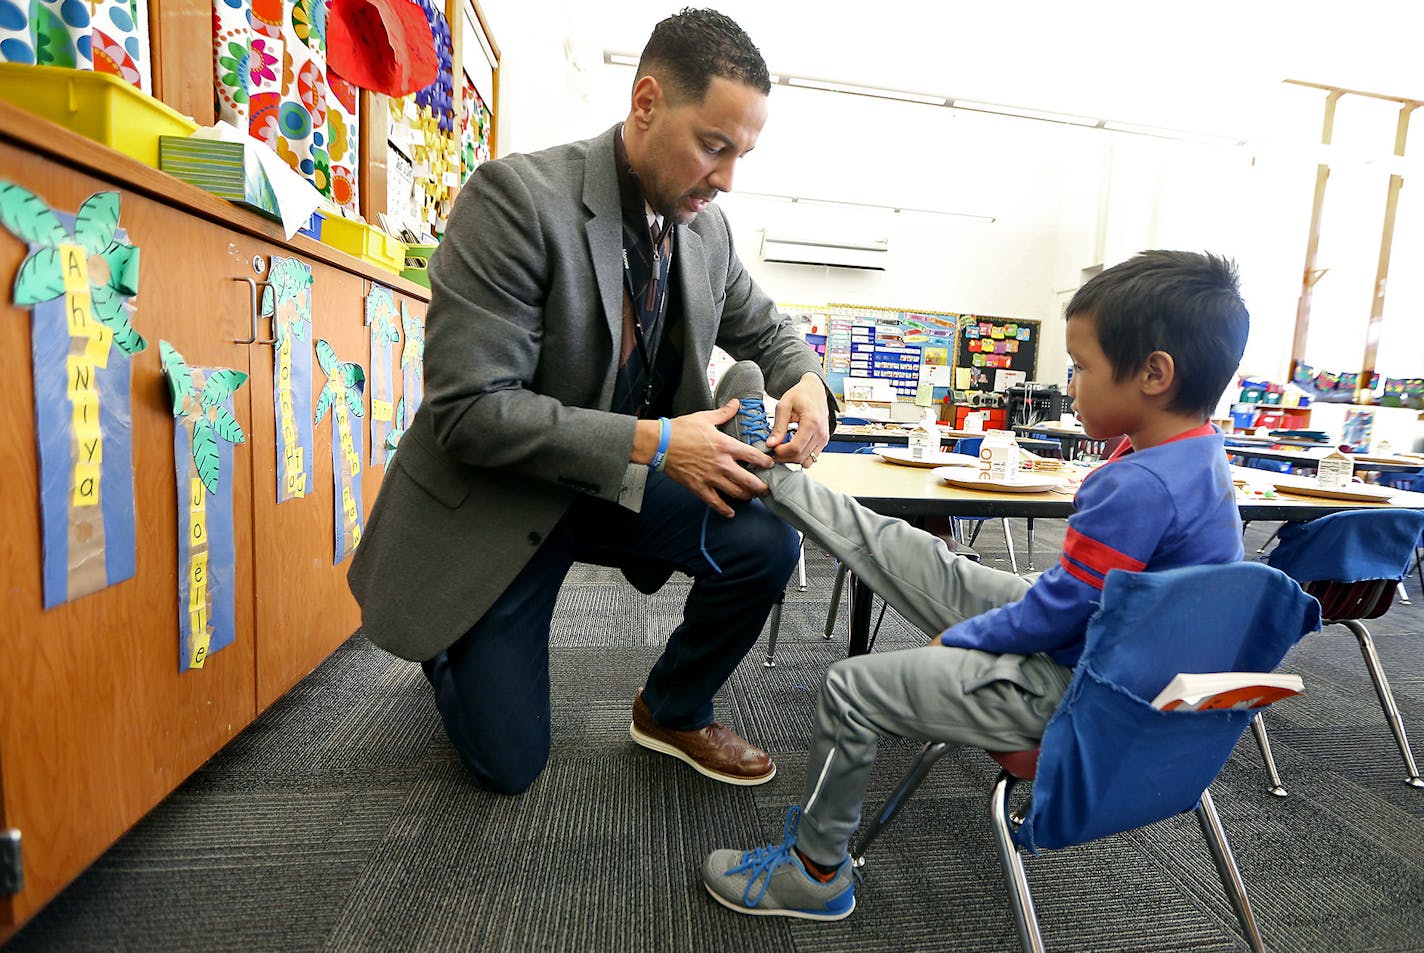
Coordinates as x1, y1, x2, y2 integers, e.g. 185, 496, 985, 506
1065, 250, 1249, 418
637, 8, 772, 102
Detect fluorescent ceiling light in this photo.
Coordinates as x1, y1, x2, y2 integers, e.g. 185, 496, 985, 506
786, 77, 946, 106
605, 51, 639, 67
951, 99, 1100, 127
1103, 121, 1242, 146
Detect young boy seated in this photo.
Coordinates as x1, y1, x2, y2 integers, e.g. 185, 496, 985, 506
700, 250, 1251, 921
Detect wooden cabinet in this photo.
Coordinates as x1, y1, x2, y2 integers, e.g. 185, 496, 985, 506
0, 103, 428, 939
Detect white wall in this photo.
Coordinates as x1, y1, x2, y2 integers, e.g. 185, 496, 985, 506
471, 0, 1424, 395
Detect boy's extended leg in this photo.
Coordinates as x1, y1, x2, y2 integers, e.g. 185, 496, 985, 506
759, 462, 1031, 636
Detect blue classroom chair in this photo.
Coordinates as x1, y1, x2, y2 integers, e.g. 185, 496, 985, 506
1259, 509, 1424, 789
851, 562, 1320, 953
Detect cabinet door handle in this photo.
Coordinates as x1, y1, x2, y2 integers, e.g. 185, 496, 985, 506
231, 277, 278, 345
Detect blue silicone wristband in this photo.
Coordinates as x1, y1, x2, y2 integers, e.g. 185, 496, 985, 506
649, 417, 671, 472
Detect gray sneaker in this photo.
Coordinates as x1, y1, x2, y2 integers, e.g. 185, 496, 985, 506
713, 361, 771, 452
701, 807, 856, 920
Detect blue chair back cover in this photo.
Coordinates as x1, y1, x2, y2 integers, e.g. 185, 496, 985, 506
953, 437, 983, 457
1019, 562, 1321, 853
1265, 509, 1424, 584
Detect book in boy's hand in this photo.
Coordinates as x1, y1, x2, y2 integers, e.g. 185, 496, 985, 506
1150, 672, 1304, 711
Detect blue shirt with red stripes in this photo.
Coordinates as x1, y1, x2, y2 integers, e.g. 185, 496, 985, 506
939, 423, 1243, 667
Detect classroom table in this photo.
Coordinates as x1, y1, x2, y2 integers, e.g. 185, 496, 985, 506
1226, 445, 1424, 476
1221, 432, 1333, 449
832, 425, 1061, 455
1011, 423, 1103, 460
802, 453, 1424, 656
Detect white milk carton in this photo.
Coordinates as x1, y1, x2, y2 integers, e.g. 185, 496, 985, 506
979, 429, 1020, 481
963, 411, 986, 433
1315, 449, 1354, 489
907, 411, 941, 461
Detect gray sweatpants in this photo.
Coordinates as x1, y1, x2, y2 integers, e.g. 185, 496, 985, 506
759, 463, 1074, 866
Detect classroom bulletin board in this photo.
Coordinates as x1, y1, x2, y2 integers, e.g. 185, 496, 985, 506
953, 316, 1040, 391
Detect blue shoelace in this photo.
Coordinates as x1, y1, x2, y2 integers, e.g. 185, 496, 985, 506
698, 397, 772, 574
725, 805, 802, 907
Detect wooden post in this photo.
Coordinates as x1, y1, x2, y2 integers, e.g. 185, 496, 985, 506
1357, 102, 1419, 404
1287, 89, 1338, 387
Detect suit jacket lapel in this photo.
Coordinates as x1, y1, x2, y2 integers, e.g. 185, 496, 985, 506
583, 125, 624, 368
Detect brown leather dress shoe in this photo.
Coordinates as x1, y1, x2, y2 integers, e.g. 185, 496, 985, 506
629, 692, 776, 786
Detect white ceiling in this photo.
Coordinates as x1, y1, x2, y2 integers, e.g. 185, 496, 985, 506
568, 0, 1424, 146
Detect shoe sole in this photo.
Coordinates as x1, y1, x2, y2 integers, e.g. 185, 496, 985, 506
628, 722, 776, 786
702, 882, 856, 921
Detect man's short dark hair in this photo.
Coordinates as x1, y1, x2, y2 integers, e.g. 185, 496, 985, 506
637, 7, 772, 102
1065, 250, 1249, 418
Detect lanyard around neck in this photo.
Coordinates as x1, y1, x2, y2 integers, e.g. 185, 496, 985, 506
621, 221, 673, 411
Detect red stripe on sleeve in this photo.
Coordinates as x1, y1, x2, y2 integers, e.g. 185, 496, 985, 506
1063, 526, 1146, 575
1059, 554, 1105, 589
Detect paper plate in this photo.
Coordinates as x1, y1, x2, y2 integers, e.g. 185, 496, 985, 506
875, 448, 981, 469
932, 466, 1063, 494
1269, 480, 1399, 503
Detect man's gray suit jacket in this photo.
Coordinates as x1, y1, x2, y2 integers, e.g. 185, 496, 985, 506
348, 124, 831, 662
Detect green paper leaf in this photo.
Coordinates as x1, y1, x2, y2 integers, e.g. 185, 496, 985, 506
315, 338, 337, 376
14, 247, 65, 304
103, 242, 140, 296
314, 384, 334, 424
344, 386, 365, 418
201, 368, 249, 407
74, 192, 120, 255
92, 286, 148, 355
159, 340, 194, 416
260, 286, 275, 317
191, 417, 220, 495
0, 182, 68, 248
212, 405, 246, 444
343, 362, 365, 392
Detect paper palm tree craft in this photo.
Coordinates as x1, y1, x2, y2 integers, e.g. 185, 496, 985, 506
159, 340, 249, 672
366, 284, 400, 466
1, 182, 144, 607
314, 339, 367, 564
400, 301, 425, 420
264, 256, 315, 502
385, 396, 407, 461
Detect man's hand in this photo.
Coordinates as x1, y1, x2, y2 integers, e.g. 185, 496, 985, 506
659, 404, 774, 518
767, 372, 832, 467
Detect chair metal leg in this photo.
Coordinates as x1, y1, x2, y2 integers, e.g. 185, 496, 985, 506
851, 741, 950, 866
796, 533, 807, 592
1025, 518, 1035, 572
1396, 581, 1410, 606
989, 770, 1044, 953
823, 561, 847, 641
1001, 519, 1020, 574
1250, 712, 1289, 797
1341, 619, 1424, 786
1195, 788, 1265, 953
764, 591, 784, 667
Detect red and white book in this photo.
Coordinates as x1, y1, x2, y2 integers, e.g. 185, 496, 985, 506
1150, 672, 1304, 711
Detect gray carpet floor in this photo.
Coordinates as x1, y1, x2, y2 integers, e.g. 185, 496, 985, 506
8, 521, 1424, 952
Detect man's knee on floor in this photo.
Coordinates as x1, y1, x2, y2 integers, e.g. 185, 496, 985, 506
462, 747, 549, 795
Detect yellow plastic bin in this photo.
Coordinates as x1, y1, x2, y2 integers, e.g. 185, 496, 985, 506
319, 215, 405, 274
0, 63, 199, 168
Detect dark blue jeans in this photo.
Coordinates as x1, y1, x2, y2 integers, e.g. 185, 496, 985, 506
422, 471, 799, 793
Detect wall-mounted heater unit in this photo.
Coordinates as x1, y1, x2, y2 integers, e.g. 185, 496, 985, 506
760, 233, 889, 270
